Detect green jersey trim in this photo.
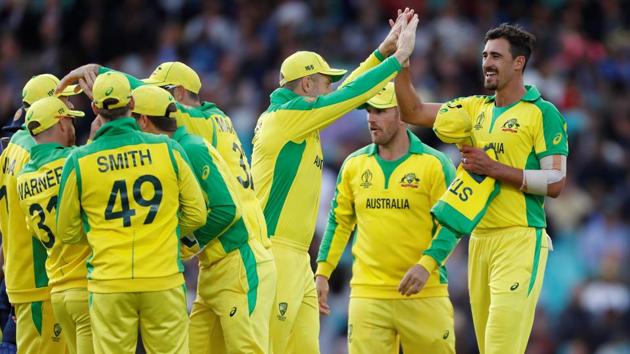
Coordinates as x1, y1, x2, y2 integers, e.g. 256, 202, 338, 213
263, 141, 307, 236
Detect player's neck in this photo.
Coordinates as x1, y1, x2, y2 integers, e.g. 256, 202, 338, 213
494, 76, 526, 107
179, 97, 200, 108
378, 128, 409, 161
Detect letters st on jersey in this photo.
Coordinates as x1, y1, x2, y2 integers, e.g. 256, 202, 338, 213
80, 145, 171, 230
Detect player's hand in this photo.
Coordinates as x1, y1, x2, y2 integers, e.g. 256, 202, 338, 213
378, 8, 414, 57
393, 14, 419, 65
398, 264, 430, 296
460, 145, 497, 177
56, 64, 100, 99
315, 275, 331, 316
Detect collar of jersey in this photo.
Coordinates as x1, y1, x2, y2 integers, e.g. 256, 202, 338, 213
485, 85, 541, 103
93, 117, 139, 141
30, 142, 65, 158
269, 88, 298, 105
172, 126, 188, 142
365, 129, 424, 155
28, 143, 68, 166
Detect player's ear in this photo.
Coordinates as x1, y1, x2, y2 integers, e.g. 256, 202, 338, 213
128, 96, 135, 111
91, 102, 99, 116
514, 55, 525, 72
175, 86, 186, 101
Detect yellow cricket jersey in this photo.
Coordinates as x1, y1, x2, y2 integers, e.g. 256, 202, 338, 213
17, 143, 90, 293
0, 129, 50, 303
192, 102, 270, 249
100, 66, 271, 248
251, 52, 401, 251
316, 131, 458, 299
173, 127, 261, 265
56, 118, 207, 293
450, 85, 569, 229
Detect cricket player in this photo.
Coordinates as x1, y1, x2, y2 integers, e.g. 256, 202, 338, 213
251, 11, 419, 353
130, 85, 276, 354
0, 73, 80, 354
16, 97, 92, 354
395, 23, 568, 354
315, 83, 458, 354
56, 72, 207, 354
57, 62, 271, 249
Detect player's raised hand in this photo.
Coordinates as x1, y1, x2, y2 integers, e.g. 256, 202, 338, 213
392, 14, 419, 66
378, 8, 415, 57
398, 264, 430, 296
56, 64, 101, 100
315, 275, 331, 315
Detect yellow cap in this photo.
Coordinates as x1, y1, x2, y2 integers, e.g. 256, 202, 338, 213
92, 72, 131, 110
363, 82, 397, 109
22, 74, 81, 106
433, 100, 474, 144
131, 85, 176, 117
142, 62, 202, 94
279, 51, 347, 86
25, 96, 84, 135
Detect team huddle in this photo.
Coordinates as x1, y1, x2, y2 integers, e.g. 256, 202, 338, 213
0, 8, 568, 354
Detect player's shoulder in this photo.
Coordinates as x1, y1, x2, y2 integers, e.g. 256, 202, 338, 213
341, 144, 375, 171
420, 143, 456, 178
530, 96, 564, 122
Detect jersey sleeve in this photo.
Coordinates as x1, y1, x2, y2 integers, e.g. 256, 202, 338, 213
316, 158, 356, 279
188, 142, 240, 248
98, 66, 144, 89
56, 156, 85, 244
447, 95, 488, 127
418, 153, 459, 273
280, 56, 401, 140
533, 101, 569, 158
171, 143, 207, 236
338, 50, 384, 87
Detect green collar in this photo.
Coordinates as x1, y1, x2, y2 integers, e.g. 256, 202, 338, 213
486, 84, 541, 103
269, 88, 299, 105
366, 129, 424, 155
29, 142, 65, 159
172, 126, 188, 142
93, 117, 140, 140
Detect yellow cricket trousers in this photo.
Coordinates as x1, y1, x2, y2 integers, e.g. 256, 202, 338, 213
15, 300, 66, 354
189, 240, 277, 354
51, 288, 93, 354
269, 240, 319, 354
89, 286, 188, 354
469, 226, 550, 354
348, 297, 455, 354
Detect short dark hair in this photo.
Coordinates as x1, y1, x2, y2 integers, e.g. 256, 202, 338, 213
485, 23, 536, 71
99, 101, 132, 121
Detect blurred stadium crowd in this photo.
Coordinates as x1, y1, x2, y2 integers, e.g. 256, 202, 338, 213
0, 0, 629, 353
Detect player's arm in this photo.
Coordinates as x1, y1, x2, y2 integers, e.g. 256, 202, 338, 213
170, 143, 207, 236
280, 16, 418, 140
461, 103, 568, 198
395, 66, 442, 127
337, 9, 411, 87
315, 159, 357, 315
56, 155, 85, 244
188, 143, 241, 248
399, 155, 459, 296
